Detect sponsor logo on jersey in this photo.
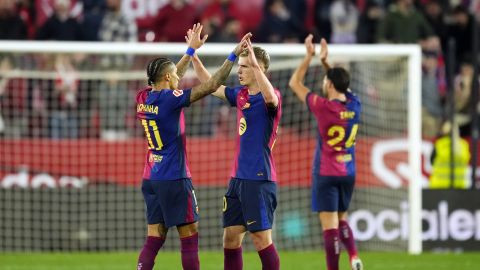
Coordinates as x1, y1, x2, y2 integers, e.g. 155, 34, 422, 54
173, 89, 184, 97
336, 154, 352, 163
148, 153, 163, 163
239, 117, 247, 135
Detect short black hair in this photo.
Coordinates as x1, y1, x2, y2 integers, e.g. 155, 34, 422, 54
146, 57, 174, 86
326, 67, 350, 93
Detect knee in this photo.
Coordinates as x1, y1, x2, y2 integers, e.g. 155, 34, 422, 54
250, 232, 272, 251
147, 224, 168, 238
223, 232, 242, 249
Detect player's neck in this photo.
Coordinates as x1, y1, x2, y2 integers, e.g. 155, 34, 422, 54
247, 83, 261, 95
328, 90, 346, 102
151, 82, 171, 91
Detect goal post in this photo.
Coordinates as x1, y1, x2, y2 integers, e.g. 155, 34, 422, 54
0, 41, 422, 253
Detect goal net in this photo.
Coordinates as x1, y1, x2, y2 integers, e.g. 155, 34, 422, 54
0, 41, 421, 253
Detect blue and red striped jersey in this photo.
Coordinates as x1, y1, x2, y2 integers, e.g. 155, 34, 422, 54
306, 91, 361, 177
225, 86, 282, 181
136, 87, 192, 181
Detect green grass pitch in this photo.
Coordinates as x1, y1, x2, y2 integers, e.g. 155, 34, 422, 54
1, 251, 479, 270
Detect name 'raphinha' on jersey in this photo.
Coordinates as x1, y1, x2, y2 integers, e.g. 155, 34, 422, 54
137, 103, 159, 115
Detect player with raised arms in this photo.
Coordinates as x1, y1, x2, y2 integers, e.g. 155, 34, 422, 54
192, 38, 281, 270
288, 35, 363, 270
136, 23, 251, 270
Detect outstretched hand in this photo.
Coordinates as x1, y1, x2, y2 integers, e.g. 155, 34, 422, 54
233, 32, 252, 56
305, 34, 315, 56
319, 38, 328, 62
185, 23, 208, 50
244, 38, 260, 68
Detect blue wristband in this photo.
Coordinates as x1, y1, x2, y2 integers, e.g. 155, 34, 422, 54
186, 47, 195, 56
227, 52, 237, 62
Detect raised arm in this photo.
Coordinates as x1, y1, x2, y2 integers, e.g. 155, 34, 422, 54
176, 23, 208, 80
245, 38, 278, 108
191, 33, 252, 102
319, 38, 331, 71
192, 54, 211, 83
190, 34, 250, 103
288, 34, 315, 103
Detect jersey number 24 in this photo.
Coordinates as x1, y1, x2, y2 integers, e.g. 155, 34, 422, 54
327, 124, 359, 151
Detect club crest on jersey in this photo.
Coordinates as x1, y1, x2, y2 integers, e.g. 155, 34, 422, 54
241, 102, 251, 110
173, 89, 184, 97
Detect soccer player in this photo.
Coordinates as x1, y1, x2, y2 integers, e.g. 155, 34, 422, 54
192, 38, 281, 270
288, 34, 363, 270
136, 23, 251, 270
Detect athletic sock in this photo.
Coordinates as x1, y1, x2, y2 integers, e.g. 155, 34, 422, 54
180, 233, 199, 270
258, 243, 280, 270
323, 228, 340, 270
137, 236, 165, 270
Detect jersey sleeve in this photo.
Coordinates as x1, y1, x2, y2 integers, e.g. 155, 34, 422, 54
267, 89, 282, 112
165, 88, 192, 110
224, 86, 240, 107
306, 92, 328, 114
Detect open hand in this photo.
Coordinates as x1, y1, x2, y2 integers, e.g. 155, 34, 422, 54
305, 34, 315, 56
319, 38, 328, 62
244, 38, 260, 68
233, 32, 252, 56
185, 23, 208, 50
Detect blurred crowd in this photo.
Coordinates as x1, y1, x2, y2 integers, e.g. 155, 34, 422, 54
0, 0, 479, 140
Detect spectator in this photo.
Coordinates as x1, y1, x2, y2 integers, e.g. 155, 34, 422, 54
99, 0, 136, 42
421, 50, 444, 138
257, 0, 302, 43
330, 0, 359, 43
200, 0, 243, 36
208, 18, 243, 42
97, 75, 130, 140
151, 0, 196, 42
0, 0, 27, 40
284, 0, 308, 39
47, 55, 79, 139
447, 5, 475, 65
454, 61, 478, 136
357, 1, 384, 43
36, 0, 83, 41
81, 0, 106, 41
430, 121, 470, 189
422, 0, 448, 50
98, 0, 137, 68
376, 0, 434, 43
314, 0, 334, 41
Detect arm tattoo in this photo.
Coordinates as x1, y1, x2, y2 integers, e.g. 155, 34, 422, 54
176, 55, 192, 80
190, 60, 233, 103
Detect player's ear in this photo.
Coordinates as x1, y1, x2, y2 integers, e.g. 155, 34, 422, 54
165, 72, 171, 82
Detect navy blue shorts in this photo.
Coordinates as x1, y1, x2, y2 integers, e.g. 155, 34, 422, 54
141, 179, 199, 228
223, 178, 277, 232
312, 175, 355, 212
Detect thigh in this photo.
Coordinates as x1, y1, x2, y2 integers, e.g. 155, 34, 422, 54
311, 175, 339, 212
239, 180, 277, 232
338, 176, 355, 212
142, 180, 164, 225
157, 179, 199, 228
223, 179, 244, 228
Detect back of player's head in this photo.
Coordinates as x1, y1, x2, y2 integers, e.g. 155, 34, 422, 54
146, 57, 175, 86
240, 46, 270, 71
326, 67, 350, 94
